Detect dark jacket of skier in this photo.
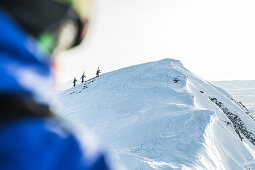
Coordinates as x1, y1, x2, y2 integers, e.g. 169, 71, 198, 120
73, 77, 78, 86
96, 67, 101, 77
81, 72, 86, 83
0, 1, 112, 170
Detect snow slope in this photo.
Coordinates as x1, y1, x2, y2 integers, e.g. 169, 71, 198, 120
52, 59, 255, 169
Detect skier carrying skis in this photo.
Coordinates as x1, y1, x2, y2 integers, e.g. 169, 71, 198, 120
81, 71, 86, 83
0, 0, 112, 170
96, 67, 101, 77
73, 77, 78, 86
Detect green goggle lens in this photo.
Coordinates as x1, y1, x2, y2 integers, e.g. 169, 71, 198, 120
38, 32, 56, 53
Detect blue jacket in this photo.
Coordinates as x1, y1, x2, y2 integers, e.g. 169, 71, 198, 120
0, 119, 111, 170
0, 9, 111, 170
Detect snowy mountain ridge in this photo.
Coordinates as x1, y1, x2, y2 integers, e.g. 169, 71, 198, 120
53, 59, 255, 169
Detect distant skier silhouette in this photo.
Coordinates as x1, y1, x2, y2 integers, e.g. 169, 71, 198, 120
81, 71, 86, 83
96, 67, 101, 77
73, 77, 78, 87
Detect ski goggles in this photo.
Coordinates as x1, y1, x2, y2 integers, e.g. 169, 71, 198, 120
0, 0, 91, 55
39, 0, 91, 54
53, 0, 90, 52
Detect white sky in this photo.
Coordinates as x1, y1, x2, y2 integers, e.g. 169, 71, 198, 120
56, 0, 255, 83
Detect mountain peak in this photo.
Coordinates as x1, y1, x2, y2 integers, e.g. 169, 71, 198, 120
54, 59, 255, 169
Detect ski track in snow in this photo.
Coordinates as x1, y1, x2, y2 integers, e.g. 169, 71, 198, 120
52, 59, 255, 170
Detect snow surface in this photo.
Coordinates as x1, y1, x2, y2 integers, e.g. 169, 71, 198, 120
52, 59, 255, 169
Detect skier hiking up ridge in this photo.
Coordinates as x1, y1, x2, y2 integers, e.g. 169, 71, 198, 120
73, 77, 78, 86
0, 0, 113, 169
96, 67, 101, 77
81, 71, 86, 83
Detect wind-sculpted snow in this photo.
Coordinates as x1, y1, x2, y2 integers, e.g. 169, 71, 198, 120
53, 59, 255, 169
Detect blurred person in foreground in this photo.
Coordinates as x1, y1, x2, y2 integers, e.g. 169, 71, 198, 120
0, 0, 112, 169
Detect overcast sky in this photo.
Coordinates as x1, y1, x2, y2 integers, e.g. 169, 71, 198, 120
56, 0, 255, 83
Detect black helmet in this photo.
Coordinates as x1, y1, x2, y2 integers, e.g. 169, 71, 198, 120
0, 0, 90, 54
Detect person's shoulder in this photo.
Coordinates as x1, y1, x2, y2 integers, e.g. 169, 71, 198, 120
0, 118, 72, 150
0, 118, 112, 170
